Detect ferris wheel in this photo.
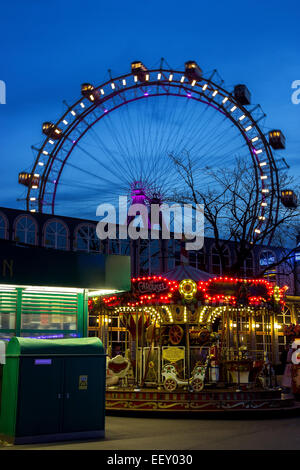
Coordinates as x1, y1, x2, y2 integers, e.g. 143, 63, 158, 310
19, 59, 286, 242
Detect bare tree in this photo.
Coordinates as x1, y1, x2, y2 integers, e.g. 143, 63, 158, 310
170, 152, 300, 277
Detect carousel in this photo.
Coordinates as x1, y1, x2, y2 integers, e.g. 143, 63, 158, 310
88, 267, 296, 413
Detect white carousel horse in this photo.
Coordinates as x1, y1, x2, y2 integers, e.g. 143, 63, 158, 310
106, 354, 131, 386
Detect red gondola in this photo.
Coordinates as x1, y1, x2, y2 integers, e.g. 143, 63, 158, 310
81, 83, 100, 102
18, 172, 40, 188
185, 61, 203, 82
42, 122, 62, 140
269, 130, 286, 150
281, 189, 298, 208
131, 61, 148, 82
234, 84, 251, 105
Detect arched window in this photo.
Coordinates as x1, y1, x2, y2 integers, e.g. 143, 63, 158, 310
14, 215, 37, 245
43, 219, 69, 250
109, 239, 120, 255
211, 246, 230, 275
259, 250, 276, 282
189, 249, 206, 271
0, 212, 8, 239
243, 253, 254, 277
75, 224, 100, 252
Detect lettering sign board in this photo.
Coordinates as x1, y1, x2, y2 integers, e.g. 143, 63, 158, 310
79, 375, 88, 390
0, 239, 130, 291
133, 279, 169, 295
162, 347, 185, 363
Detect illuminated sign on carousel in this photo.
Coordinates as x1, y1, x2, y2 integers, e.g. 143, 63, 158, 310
132, 276, 170, 295
198, 277, 287, 306
99, 275, 287, 309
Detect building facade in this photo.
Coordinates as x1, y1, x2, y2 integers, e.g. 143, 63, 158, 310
0, 206, 297, 288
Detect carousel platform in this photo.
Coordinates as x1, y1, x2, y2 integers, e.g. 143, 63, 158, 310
106, 387, 299, 414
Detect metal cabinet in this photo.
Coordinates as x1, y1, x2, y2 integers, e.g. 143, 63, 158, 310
0, 337, 106, 444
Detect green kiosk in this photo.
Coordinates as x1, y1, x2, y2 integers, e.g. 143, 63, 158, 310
0, 240, 131, 444
0, 337, 106, 444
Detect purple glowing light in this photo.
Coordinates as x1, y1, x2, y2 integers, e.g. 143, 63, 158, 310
144, 92, 149, 96
187, 93, 192, 98
34, 334, 64, 339
35, 359, 52, 365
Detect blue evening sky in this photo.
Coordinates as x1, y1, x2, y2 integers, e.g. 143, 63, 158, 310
0, 0, 299, 214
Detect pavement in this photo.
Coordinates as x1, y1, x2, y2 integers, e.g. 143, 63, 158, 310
2, 413, 300, 450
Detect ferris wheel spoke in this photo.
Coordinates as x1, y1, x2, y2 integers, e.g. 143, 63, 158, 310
56, 155, 127, 187
190, 127, 237, 165
113, 100, 144, 178
58, 178, 128, 194
143, 93, 163, 175
186, 104, 227, 152
83, 121, 135, 182
69, 137, 131, 186
169, 98, 212, 156
188, 115, 230, 156
192, 117, 237, 155
105, 91, 142, 177
99, 113, 139, 180
156, 96, 189, 172
147, 95, 189, 180
195, 135, 246, 167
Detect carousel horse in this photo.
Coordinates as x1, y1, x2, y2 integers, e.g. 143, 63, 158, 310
106, 354, 131, 387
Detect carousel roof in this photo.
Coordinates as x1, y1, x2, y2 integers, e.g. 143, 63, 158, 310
162, 264, 213, 282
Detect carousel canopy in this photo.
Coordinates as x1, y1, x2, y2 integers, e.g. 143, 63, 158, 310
162, 265, 212, 282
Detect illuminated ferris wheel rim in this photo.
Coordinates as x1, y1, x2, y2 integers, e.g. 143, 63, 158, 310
23, 64, 280, 240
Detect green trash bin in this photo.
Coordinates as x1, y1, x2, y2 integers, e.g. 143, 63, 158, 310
0, 337, 106, 444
